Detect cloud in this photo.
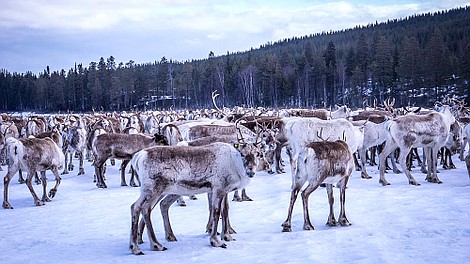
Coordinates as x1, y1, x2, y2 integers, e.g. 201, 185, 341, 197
1, 0, 469, 73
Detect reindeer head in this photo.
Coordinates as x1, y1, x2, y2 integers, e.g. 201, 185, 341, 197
153, 134, 169, 146
233, 120, 266, 177
233, 141, 262, 178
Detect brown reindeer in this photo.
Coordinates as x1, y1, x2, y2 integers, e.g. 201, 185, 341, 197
92, 133, 168, 188
129, 141, 261, 254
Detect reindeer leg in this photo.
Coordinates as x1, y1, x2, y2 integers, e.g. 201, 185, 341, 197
222, 194, 236, 241
398, 148, 420, 186
359, 148, 372, 179
25, 172, 44, 206
338, 176, 351, 226
241, 188, 253, 201
78, 152, 85, 175
465, 154, 470, 179
18, 169, 25, 184
369, 147, 378, 166
282, 185, 301, 232
3, 170, 17, 209
120, 160, 130, 186
301, 180, 322, 230
206, 193, 213, 233
160, 194, 180, 242
48, 168, 62, 199
232, 190, 241, 202
94, 160, 107, 188
379, 141, 397, 186
325, 183, 337, 226
449, 154, 456, 169
61, 151, 69, 175
129, 166, 141, 187
390, 153, 401, 174
143, 195, 166, 252
430, 147, 442, 184
130, 198, 145, 254
209, 192, 227, 248
353, 153, 361, 171
40, 171, 51, 202
34, 171, 41, 185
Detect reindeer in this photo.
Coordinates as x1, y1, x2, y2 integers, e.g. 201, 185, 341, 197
284, 117, 364, 176
281, 140, 354, 232
129, 141, 260, 255
0, 121, 19, 169
351, 120, 400, 179
459, 123, 470, 161
184, 123, 266, 202
440, 121, 463, 169
61, 125, 87, 175
92, 133, 168, 188
3, 137, 64, 209
378, 105, 457, 186
466, 153, 470, 179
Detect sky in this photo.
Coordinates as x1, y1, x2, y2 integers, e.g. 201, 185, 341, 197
1, 0, 469, 74
1, 142, 469, 263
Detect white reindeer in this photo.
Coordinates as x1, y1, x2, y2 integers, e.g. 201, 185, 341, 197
284, 117, 364, 175
281, 140, 354, 232
459, 123, 470, 161
378, 105, 456, 185
3, 137, 64, 209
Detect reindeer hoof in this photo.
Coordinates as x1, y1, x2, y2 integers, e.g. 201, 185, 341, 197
223, 234, 235, 241
166, 234, 177, 242
130, 245, 144, 255
96, 183, 107, 189
379, 180, 390, 186
49, 189, 57, 198
210, 239, 227, 248
2, 202, 13, 209
304, 223, 315, 230
281, 223, 292, 232
150, 244, 167, 251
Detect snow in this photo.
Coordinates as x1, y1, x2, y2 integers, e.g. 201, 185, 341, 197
1, 151, 469, 264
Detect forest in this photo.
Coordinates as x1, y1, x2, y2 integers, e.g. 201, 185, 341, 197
1, 6, 470, 112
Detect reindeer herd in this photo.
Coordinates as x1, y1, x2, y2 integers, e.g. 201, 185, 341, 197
1, 95, 470, 255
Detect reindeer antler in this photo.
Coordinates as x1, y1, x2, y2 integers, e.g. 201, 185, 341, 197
316, 127, 330, 141
253, 119, 264, 145
341, 130, 347, 141
235, 120, 246, 144
211, 90, 222, 112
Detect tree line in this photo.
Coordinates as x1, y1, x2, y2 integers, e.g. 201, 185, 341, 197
1, 6, 470, 112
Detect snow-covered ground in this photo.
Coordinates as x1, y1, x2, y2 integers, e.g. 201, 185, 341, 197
1, 150, 469, 264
